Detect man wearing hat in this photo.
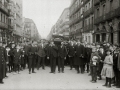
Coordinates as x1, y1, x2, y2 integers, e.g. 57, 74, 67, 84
2, 42, 9, 78
0, 41, 8, 84
28, 41, 37, 74
37, 40, 46, 70
47, 41, 58, 74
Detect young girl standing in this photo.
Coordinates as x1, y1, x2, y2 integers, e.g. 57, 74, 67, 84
101, 49, 114, 88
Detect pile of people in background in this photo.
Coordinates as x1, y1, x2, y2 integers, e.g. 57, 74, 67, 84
0, 39, 120, 89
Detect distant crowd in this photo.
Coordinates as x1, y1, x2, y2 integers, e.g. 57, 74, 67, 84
0, 40, 120, 88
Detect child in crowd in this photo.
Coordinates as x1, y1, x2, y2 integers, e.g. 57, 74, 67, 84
90, 46, 100, 83
101, 49, 114, 88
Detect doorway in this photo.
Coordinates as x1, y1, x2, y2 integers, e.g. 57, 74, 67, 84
96, 34, 100, 43
102, 33, 106, 42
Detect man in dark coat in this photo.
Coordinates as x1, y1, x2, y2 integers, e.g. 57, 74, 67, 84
98, 46, 106, 80
86, 45, 92, 73
28, 41, 37, 74
37, 40, 46, 70
79, 43, 85, 73
2, 42, 9, 78
13, 45, 21, 74
47, 41, 58, 74
23, 42, 29, 69
0, 41, 8, 84
68, 41, 75, 70
58, 42, 67, 73
74, 41, 81, 73
9, 43, 15, 72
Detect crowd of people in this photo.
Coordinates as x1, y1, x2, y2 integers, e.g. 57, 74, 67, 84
0, 39, 120, 89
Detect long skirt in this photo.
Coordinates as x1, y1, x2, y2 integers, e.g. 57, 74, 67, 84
101, 65, 114, 78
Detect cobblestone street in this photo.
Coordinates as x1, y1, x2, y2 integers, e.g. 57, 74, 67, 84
0, 67, 119, 90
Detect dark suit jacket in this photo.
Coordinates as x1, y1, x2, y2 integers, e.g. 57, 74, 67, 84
13, 49, 21, 64
47, 45, 58, 58
58, 45, 67, 58
98, 51, 106, 61
75, 45, 84, 57
68, 45, 75, 57
37, 45, 46, 57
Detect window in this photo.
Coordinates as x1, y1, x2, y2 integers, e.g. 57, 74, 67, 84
103, 5, 106, 15
97, 8, 99, 17
110, 0, 113, 11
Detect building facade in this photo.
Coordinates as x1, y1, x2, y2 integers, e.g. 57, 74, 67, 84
48, 8, 70, 40
83, 0, 94, 44
0, 0, 9, 43
94, 0, 120, 45
69, 0, 84, 41
10, 0, 23, 43
23, 18, 41, 42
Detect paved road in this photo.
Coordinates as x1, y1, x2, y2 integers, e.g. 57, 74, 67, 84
0, 66, 119, 90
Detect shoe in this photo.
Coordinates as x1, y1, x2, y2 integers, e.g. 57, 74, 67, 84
18, 72, 20, 74
92, 81, 97, 83
0, 81, 4, 84
88, 74, 91, 76
116, 86, 120, 88
5, 76, 8, 78
103, 84, 107, 86
112, 84, 116, 86
32, 72, 36, 73
53, 72, 55, 74
98, 78, 102, 80
90, 80, 93, 82
107, 85, 111, 88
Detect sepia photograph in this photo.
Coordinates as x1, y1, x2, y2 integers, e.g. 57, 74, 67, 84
0, 0, 120, 90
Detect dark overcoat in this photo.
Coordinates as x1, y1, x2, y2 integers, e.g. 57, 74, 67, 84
37, 44, 46, 57
0, 46, 7, 79
58, 45, 67, 58
13, 49, 21, 64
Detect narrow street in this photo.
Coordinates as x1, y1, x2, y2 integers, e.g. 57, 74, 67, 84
0, 67, 118, 90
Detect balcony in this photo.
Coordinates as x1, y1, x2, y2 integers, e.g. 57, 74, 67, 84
0, 2, 9, 14
94, 0, 100, 6
0, 21, 8, 29
83, 7, 94, 18
94, 7, 120, 24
